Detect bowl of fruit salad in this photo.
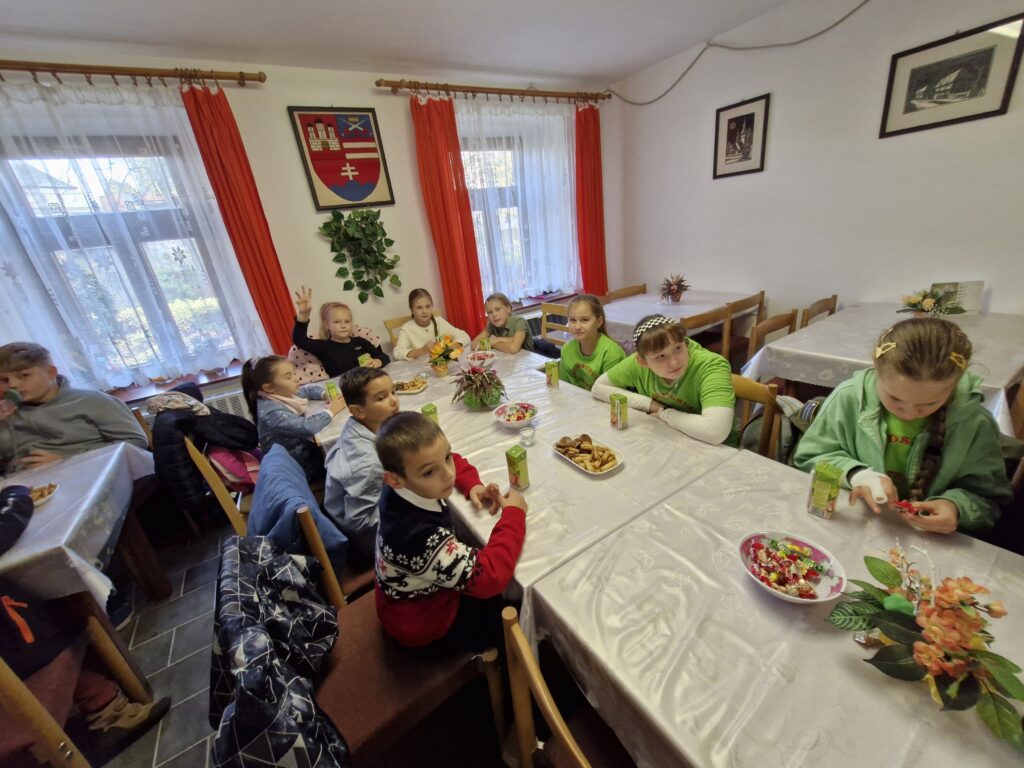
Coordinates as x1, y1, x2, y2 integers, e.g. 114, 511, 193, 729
493, 402, 537, 428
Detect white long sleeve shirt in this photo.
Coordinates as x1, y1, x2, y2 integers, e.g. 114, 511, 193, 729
393, 317, 471, 360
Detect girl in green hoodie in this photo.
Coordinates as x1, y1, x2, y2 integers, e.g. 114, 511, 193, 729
793, 318, 1011, 534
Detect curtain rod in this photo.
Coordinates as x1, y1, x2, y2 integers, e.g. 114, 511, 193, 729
375, 78, 609, 103
0, 59, 267, 86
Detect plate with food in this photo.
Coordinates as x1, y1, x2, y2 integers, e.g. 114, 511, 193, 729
553, 434, 622, 475
737, 531, 846, 604
29, 482, 59, 507
394, 378, 429, 395
467, 351, 497, 364
494, 402, 537, 428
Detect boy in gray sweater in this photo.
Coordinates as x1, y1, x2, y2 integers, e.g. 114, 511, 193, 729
0, 342, 147, 474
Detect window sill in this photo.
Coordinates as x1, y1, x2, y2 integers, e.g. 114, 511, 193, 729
109, 360, 244, 406
513, 292, 576, 312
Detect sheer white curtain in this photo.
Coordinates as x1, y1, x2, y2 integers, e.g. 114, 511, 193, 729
455, 98, 580, 302
0, 81, 270, 390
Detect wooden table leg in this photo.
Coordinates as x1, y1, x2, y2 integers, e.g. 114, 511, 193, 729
115, 507, 173, 601
67, 593, 153, 704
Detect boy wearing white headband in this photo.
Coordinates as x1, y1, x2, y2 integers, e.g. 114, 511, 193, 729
591, 314, 735, 444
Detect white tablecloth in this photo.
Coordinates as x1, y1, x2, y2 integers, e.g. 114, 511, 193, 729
0, 442, 155, 604
742, 303, 1024, 435
603, 290, 756, 348
531, 450, 1024, 768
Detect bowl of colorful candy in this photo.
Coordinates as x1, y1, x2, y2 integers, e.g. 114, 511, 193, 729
738, 532, 846, 604
493, 402, 537, 428
468, 351, 497, 364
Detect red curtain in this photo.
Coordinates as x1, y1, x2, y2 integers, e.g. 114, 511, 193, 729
180, 86, 293, 353
409, 97, 485, 336
575, 105, 608, 297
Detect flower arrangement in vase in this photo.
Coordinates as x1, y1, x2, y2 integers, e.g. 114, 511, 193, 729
898, 287, 965, 316
451, 363, 506, 410
659, 274, 690, 303
826, 542, 1022, 746
427, 334, 463, 376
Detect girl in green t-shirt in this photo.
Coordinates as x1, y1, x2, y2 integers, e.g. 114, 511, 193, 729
557, 294, 626, 390
592, 314, 735, 444
472, 292, 534, 353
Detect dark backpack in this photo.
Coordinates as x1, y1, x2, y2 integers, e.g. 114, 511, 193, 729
739, 396, 826, 465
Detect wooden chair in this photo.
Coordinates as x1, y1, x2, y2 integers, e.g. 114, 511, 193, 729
502, 607, 635, 768
800, 294, 838, 328
130, 407, 153, 449
602, 284, 646, 302
746, 309, 799, 360
732, 374, 780, 460
683, 305, 732, 357
384, 312, 443, 346
184, 435, 251, 537
298, 509, 507, 763
0, 593, 154, 768
540, 302, 573, 347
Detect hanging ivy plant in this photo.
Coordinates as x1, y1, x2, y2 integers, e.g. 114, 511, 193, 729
319, 208, 401, 304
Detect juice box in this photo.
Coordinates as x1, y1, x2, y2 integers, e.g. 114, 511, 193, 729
610, 393, 628, 430
421, 403, 439, 425
478, 337, 491, 351
506, 445, 530, 491
324, 380, 340, 402
807, 462, 842, 519
545, 360, 559, 388
357, 353, 373, 367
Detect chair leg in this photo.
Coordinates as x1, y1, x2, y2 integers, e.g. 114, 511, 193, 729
476, 647, 507, 751
69, 594, 152, 704
504, 643, 537, 768
0, 658, 92, 768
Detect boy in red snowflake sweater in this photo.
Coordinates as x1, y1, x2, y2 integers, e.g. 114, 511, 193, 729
374, 412, 527, 653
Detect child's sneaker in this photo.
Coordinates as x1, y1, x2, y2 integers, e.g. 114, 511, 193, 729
80, 692, 171, 763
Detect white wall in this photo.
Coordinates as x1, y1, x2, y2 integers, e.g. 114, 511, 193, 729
603, 0, 1024, 314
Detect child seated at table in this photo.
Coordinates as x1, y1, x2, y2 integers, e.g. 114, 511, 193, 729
558, 294, 626, 391
242, 355, 347, 483
592, 315, 735, 444
793, 317, 1011, 534
374, 412, 526, 653
322, 367, 400, 569
0, 342, 147, 474
472, 292, 534, 353
393, 288, 471, 361
291, 286, 389, 377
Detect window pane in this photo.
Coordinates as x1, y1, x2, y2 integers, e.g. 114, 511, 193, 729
463, 149, 515, 190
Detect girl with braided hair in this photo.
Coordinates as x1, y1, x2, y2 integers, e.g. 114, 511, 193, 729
591, 314, 735, 444
794, 317, 1011, 533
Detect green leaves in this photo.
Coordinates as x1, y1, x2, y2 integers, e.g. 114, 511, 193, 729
319, 209, 401, 303
389, 274, 402, 287
343, 280, 355, 291
863, 556, 902, 588
936, 673, 981, 711
973, 652, 1024, 701
977, 686, 1024, 743
826, 601, 880, 631
872, 610, 923, 646
848, 579, 889, 605
882, 594, 916, 616
865, 644, 926, 681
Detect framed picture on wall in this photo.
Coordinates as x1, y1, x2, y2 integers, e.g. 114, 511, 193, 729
287, 106, 395, 210
879, 13, 1024, 138
713, 93, 770, 179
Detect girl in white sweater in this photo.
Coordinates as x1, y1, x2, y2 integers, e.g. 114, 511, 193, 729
393, 289, 471, 360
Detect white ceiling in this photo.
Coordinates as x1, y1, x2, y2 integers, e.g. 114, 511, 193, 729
0, 0, 794, 84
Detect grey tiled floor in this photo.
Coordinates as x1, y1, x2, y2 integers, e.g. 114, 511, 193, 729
108, 524, 227, 768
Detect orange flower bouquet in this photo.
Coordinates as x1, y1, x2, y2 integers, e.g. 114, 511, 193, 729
427, 335, 463, 376
827, 543, 1023, 746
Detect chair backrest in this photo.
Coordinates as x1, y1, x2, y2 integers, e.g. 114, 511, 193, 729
726, 290, 766, 326
800, 294, 838, 329
296, 507, 347, 613
287, 346, 328, 385
747, 309, 798, 360
502, 606, 591, 768
539, 302, 572, 347
384, 312, 441, 346
184, 436, 248, 536
603, 283, 646, 302
131, 407, 153, 450
732, 374, 780, 459
683, 305, 732, 357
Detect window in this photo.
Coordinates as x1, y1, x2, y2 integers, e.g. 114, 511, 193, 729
456, 101, 580, 302
0, 83, 269, 390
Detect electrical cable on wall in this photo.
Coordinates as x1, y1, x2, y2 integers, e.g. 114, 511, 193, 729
607, 0, 874, 106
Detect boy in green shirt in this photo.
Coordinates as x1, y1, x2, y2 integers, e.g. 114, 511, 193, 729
592, 315, 734, 444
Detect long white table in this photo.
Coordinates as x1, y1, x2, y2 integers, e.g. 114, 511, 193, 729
742, 302, 1024, 435
531, 450, 1024, 768
0, 442, 155, 604
603, 290, 757, 349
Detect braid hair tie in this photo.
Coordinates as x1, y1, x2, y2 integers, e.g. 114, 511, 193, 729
633, 315, 680, 347
949, 352, 967, 370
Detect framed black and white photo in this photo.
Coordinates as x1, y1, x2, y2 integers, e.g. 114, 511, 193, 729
880, 13, 1024, 138
713, 93, 770, 179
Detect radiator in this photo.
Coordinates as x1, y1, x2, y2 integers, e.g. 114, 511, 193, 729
204, 389, 252, 422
